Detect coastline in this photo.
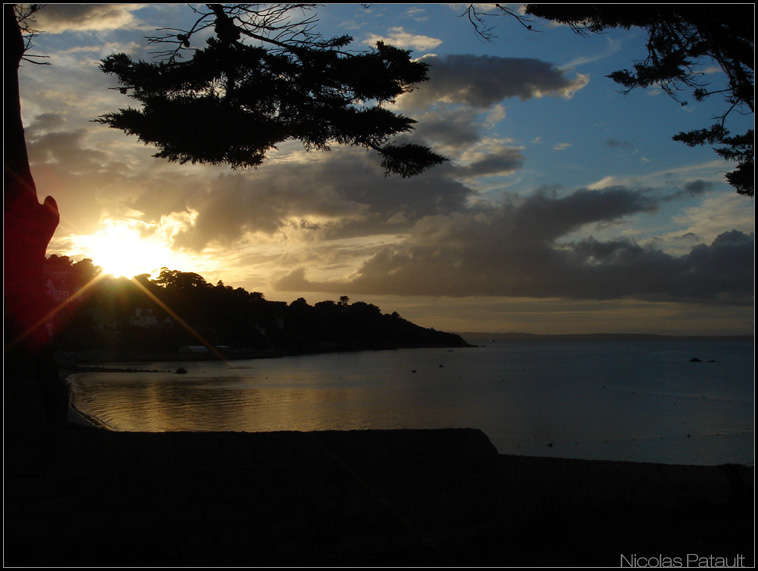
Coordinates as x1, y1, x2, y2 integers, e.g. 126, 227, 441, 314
63, 342, 754, 467
54, 333, 752, 369
461, 332, 755, 342
65, 391, 111, 431
5, 377, 754, 567
56, 341, 476, 368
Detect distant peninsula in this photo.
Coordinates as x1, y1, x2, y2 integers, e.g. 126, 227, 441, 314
44, 262, 471, 362
460, 332, 754, 342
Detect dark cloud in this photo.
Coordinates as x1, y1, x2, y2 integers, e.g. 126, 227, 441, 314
167, 148, 476, 250
411, 108, 488, 150
401, 54, 589, 110
682, 180, 712, 195
274, 186, 754, 305
170, 168, 368, 250
33, 4, 141, 33
27, 129, 108, 172
660, 179, 716, 202
448, 148, 525, 179
27, 113, 67, 135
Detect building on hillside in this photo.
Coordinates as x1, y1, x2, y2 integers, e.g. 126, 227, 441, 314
130, 307, 159, 328
45, 278, 70, 305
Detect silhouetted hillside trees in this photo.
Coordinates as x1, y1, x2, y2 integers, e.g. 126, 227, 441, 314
47, 263, 468, 356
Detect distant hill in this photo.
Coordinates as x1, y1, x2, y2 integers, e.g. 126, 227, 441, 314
46, 265, 472, 358
458, 332, 754, 343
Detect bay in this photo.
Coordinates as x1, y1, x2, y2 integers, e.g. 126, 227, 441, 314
68, 337, 754, 466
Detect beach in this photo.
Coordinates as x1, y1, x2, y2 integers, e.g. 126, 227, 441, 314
4, 375, 754, 567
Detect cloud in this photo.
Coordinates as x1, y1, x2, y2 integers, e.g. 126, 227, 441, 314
363, 26, 442, 51
25, 112, 67, 136
672, 194, 756, 244
155, 147, 476, 251
33, 4, 145, 33
410, 108, 488, 151
448, 147, 525, 179
660, 179, 714, 202
400, 54, 589, 110
27, 128, 108, 171
606, 139, 633, 149
274, 186, 754, 305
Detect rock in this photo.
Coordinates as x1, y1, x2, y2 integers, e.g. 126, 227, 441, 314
175, 367, 188, 374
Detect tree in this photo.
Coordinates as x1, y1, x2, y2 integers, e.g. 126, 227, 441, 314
71, 258, 102, 289
465, 4, 755, 197
96, 4, 447, 177
154, 268, 210, 290
4, 4, 68, 426
4, 4, 446, 426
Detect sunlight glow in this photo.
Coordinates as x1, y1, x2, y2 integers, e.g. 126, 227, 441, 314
76, 219, 179, 278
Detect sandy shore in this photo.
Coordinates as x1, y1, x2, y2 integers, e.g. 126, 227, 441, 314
5, 377, 754, 567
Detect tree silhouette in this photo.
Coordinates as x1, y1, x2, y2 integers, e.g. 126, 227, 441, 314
3, 4, 447, 427
97, 4, 447, 177
4, 4, 68, 426
465, 4, 754, 197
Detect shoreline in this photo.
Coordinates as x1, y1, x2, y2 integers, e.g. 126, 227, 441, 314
54, 333, 752, 368
461, 332, 755, 342
5, 377, 753, 566
56, 342, 476, 367
66, 397, 111, 431
62, 347, 754, 468
6, 426, 753, 567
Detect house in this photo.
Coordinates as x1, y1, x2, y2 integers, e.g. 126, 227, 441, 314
45, 278, 70, 304
130, 307, 159, 328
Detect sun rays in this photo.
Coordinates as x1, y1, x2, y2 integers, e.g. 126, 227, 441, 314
74, 219, 177, 279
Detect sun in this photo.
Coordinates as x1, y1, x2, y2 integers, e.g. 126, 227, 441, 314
79, 220, 176, 279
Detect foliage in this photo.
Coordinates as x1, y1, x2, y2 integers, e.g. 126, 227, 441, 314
47, 262, 468, 354
45, 254, 101, 287
465, 4, 755, 197
97, 3, 446, 177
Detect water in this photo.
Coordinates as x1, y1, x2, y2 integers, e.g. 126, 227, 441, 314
67, 337, 754, 466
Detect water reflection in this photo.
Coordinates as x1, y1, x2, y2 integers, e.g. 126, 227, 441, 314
68, 339, 754, 466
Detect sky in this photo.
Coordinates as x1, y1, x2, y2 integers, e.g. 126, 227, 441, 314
15, 3, 755, 335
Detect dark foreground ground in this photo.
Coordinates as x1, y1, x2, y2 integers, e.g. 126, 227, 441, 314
5, 378, 754, 567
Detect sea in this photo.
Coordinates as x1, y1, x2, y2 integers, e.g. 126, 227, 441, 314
67, 336, 755, 467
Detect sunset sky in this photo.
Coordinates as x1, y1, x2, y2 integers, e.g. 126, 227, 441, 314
17, 4, 754, 335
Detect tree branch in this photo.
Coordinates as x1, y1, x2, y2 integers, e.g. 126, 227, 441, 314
461, 4, 538, 42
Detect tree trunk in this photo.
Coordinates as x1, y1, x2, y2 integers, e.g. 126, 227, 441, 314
4, 4, 67, 427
